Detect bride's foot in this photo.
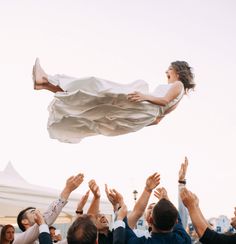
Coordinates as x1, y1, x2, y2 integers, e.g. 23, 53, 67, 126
32, 58, 64, 93
32, 65, 41, 90
33, 58, 49, 89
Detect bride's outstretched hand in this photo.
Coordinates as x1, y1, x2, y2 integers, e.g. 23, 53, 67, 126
127, 91, 147, 102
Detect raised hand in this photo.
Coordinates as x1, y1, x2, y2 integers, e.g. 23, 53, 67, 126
110, 189, 124, 206
117, 202, 127, 221
66, 173, 84, 192
179, 157, 188, 182
145, 172, 161, 192
34, 210, 45, 226
77, 190, 90, 213
154, 187, 169, 201
89, 179, 101, 198
61, 173, 84, 200
105, 184, 118, 209
180, 188, 199, 209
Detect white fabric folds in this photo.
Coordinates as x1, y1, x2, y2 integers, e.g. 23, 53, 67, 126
47, 75, 183, 143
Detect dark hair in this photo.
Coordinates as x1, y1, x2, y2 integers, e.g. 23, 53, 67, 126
171, 61, 195, 92
152, 199, 178, 231
17, 207, 36, 231
0, 224, 15, 243
49, 226, 56, 230
67, 214, 97, 244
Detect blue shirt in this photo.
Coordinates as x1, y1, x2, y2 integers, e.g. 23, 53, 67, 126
125, 215, 191, 244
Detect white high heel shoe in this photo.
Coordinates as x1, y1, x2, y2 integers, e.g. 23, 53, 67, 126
32, 58, 48, 89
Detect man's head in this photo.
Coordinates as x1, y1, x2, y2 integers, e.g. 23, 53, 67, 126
94, 214, 109, 233
151, 199, 178, 232
67, 214, 97, 244
49, 226, 56, 237
231, 207, 236, 229
17, 207, 36, 231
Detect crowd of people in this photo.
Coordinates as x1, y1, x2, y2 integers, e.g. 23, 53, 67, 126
0, 158, 235, 244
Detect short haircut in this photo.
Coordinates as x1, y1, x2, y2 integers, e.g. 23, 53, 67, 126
67, 214, 97, 244
17, 207, 36, 231
49, 226, 56, 230
152, 199, 178, 231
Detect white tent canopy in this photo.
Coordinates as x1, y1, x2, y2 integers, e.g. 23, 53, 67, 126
0, 162, 112, 224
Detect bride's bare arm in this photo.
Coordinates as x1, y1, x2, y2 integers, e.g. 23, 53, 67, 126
127, 81, 183, 106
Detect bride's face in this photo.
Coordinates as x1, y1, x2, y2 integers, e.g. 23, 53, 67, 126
166, 66, 179, 82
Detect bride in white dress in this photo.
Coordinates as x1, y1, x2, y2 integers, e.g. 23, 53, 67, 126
33, 59, 195, 143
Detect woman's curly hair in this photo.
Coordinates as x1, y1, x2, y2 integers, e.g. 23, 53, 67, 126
171, 61, 195, 92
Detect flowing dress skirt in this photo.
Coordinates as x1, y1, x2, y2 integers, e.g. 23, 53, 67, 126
47, 75, 164, 143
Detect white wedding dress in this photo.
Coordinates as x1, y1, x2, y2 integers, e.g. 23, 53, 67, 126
47, 75, 184, 143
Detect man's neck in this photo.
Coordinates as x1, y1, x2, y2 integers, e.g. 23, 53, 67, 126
152, 226, 172, 234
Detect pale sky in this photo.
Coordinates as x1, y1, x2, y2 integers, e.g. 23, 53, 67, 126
0, 0, 236, 220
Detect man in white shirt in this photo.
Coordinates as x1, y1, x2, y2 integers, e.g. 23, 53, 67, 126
13, 173, 84, 244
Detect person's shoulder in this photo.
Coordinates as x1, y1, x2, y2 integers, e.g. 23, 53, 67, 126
200, 227, 236, 242
169, 81, 184, 95
159, 81, 182, 89
171, 81, 183, 88
133, 228, 150, 238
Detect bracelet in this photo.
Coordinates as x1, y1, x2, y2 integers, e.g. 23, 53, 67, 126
75, 210, 83, 214
178, 179, 186, 185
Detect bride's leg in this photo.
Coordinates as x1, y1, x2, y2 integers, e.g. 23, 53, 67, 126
33, 58, 64, 93
34, 82, 63, 93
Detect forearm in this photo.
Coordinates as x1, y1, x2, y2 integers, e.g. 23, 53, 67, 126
43, 198, 67, 225
13, 224, 39, 244
60, 187, 72, 201
199, 207, 211, 228
178, 185, 188, 229
87, 197, 100, 215
188, 206, 208, 238
144, 95, 168, 106
127, 188, 151, 229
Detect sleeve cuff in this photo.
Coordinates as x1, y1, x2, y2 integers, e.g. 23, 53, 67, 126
39, 224, 50, 234
113, 220, 125, 230
59, 198, 68, 205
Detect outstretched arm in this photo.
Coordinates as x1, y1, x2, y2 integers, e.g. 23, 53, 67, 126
180, 188, 209, 238
87, 179, 101, 215
112, 190, 127, 244
127, 81, 183, 106
76, 190, 90, 215
128, 172, 160, 229
44, 173, 84, 225
178, 157, 189, 229
60, 173, 84, 201
154, 187, 169, 201
105, 184, 120, 212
